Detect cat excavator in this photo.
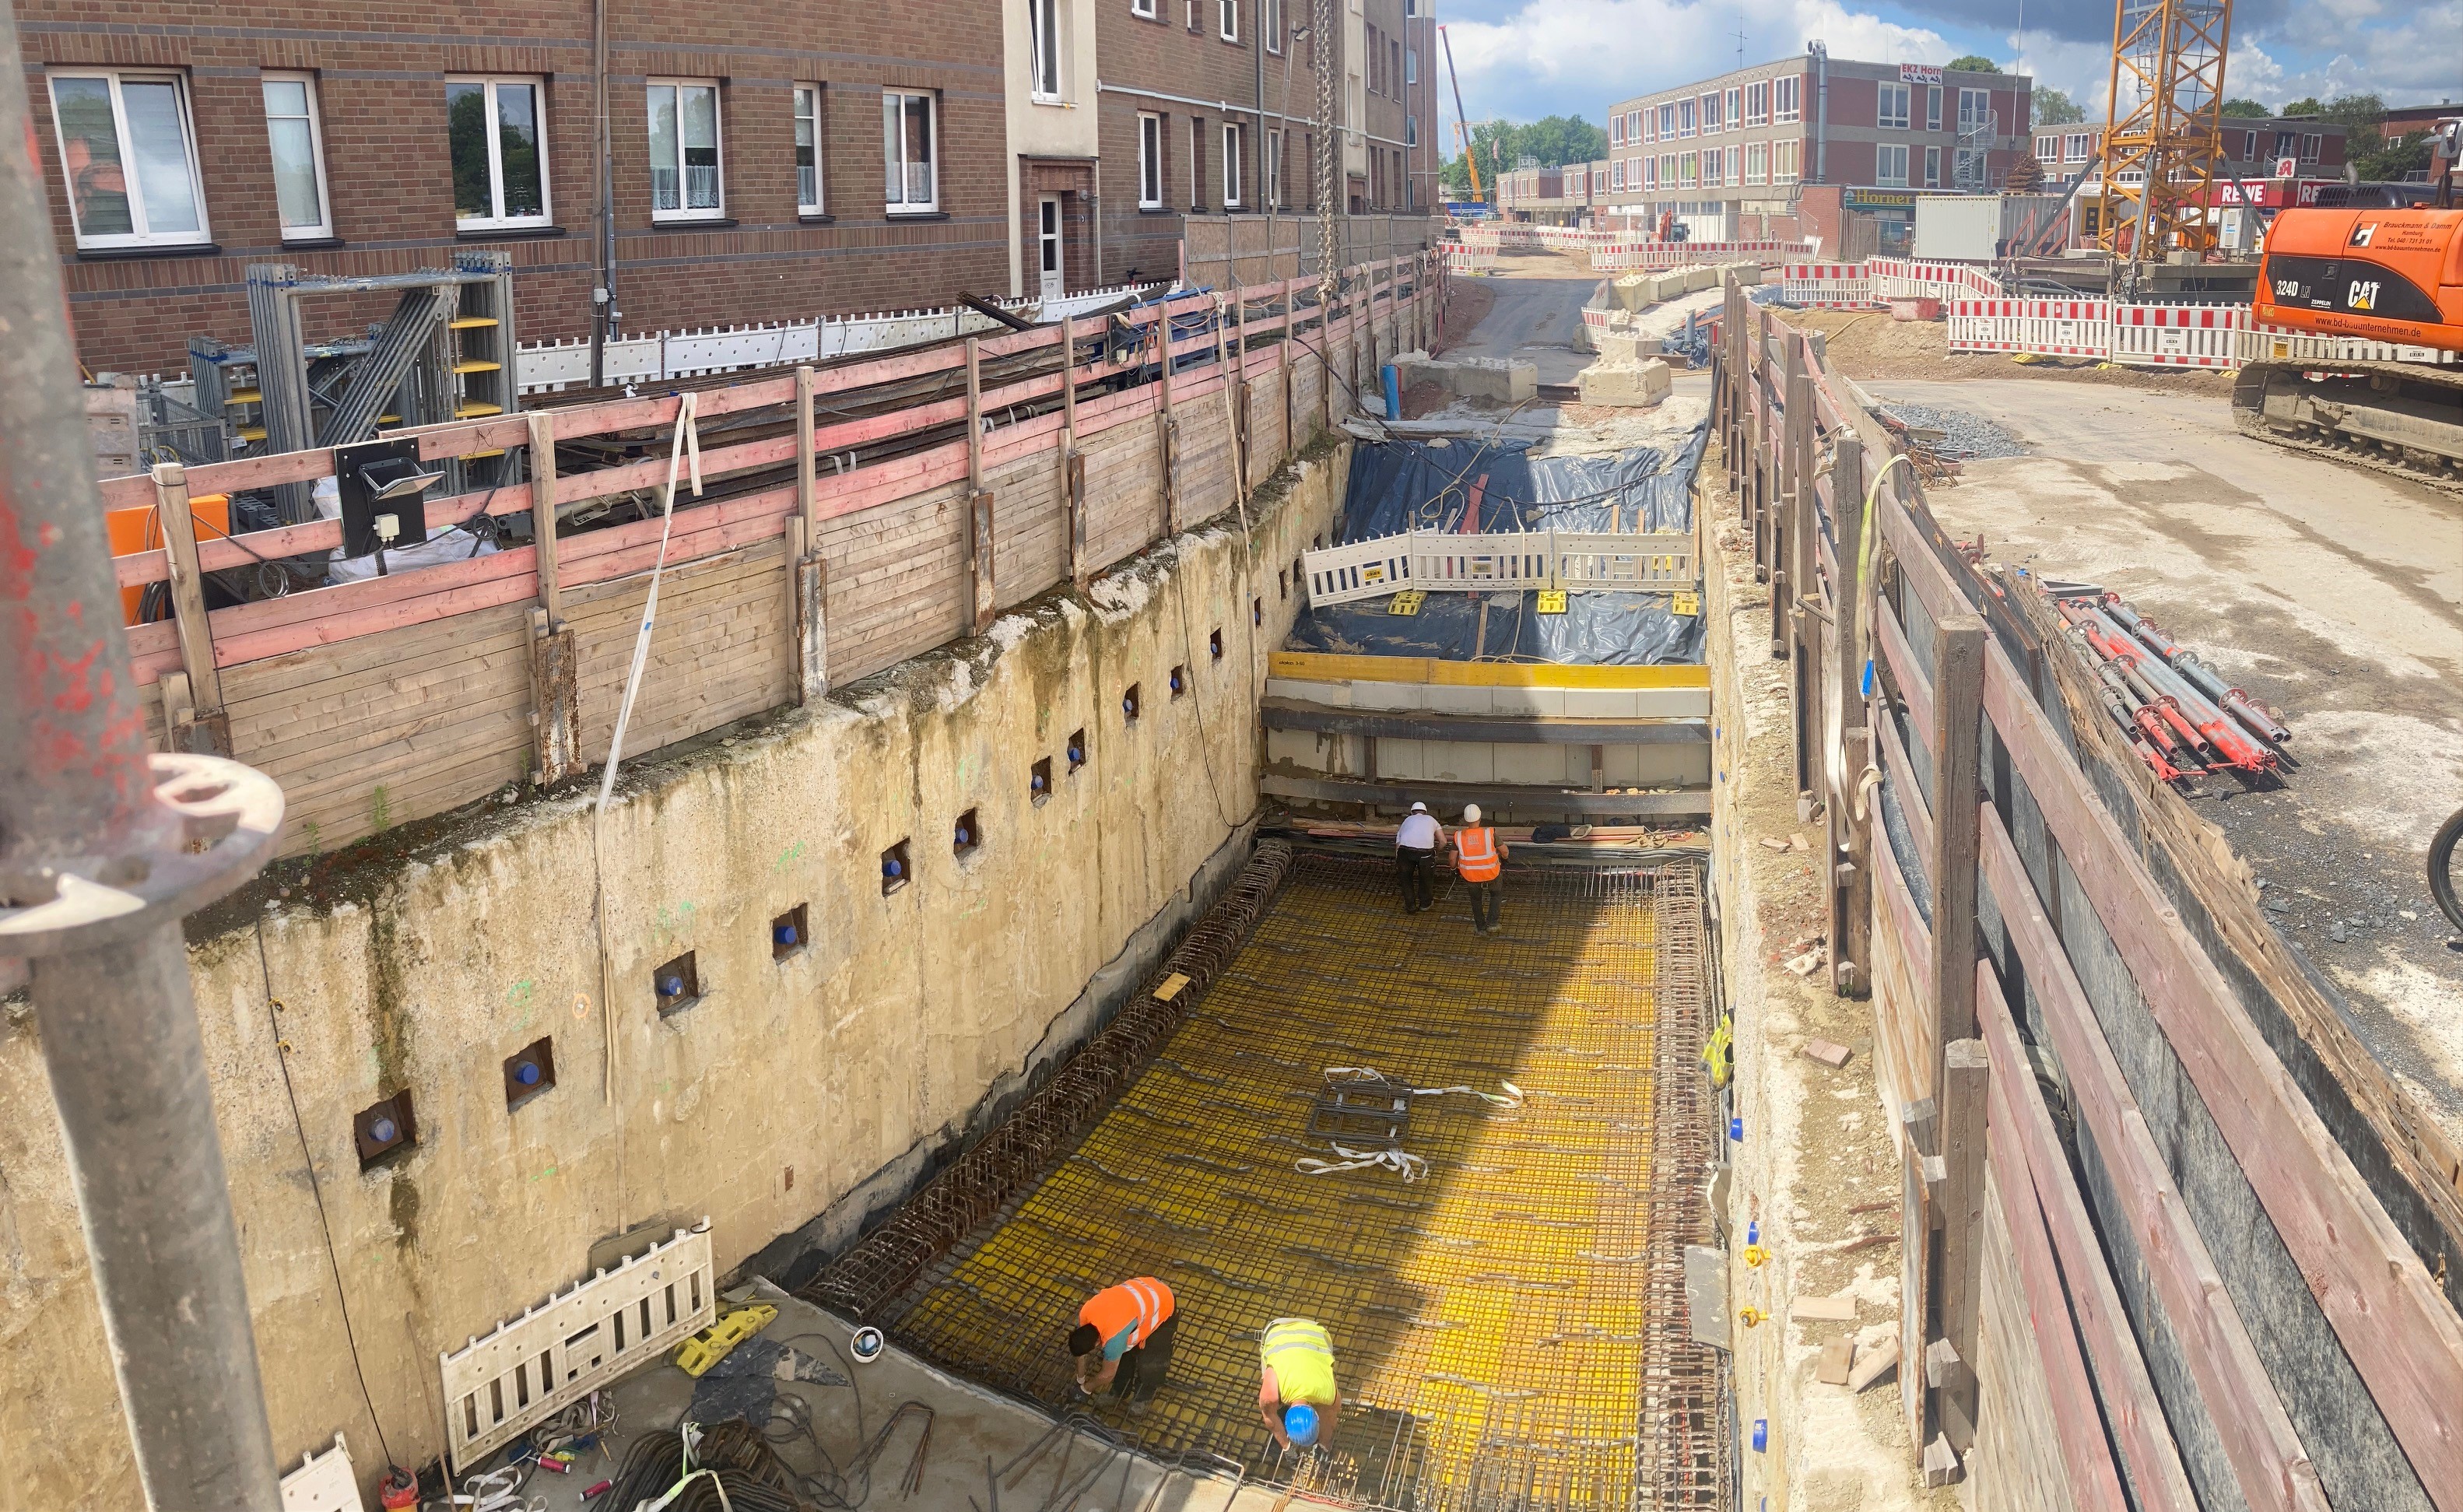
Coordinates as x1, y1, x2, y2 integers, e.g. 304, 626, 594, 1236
2233, 118, 2463, 491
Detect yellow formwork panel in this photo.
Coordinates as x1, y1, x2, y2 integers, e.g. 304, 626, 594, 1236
885, 858, 1714, 1510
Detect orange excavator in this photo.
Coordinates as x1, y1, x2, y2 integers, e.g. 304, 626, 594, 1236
2234, 118, 2463, 489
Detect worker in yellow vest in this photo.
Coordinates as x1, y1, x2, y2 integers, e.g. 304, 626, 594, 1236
1257, 1316, 1340, 1451
1451, 803, 1508, 935
1069, 1277, 1177, 1415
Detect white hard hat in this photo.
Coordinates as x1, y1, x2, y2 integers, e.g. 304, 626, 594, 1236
1462, 804, 1482, 824
1410, 801, 1428, 812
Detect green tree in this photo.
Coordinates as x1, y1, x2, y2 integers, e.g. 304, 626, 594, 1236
2279, 96, 2324, 118
2033, 86, 2086, 126
1947, 54, 1999, 73
2220, 97, 2273, 118
1438, 116, 1606, 200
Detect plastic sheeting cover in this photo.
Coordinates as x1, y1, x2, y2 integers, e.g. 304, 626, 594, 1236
1288, 426, 1708, 665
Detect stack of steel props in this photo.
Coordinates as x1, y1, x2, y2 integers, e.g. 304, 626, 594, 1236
2050, 592, 2288, 782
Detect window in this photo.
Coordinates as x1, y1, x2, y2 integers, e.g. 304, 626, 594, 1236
1644, 156, 1656, 190
1746, 80, 1770, 127
1680, 151, 1697, 187
1031, 0, 1062, 99
1407, 48, 1418, 86
1612, 160, 1626, 190
1700, 149, 1720, 188
1876, 143, 1909, 186
1219, 0, 1237, 42
1267, 128, 1282, 206
2037, 133, 2058, 160
1661, 153, 1677, 188
1658, 103, 1676, 139
1745, 141, 1767, 184
2271, 129, 2298, 160
1953, 147, 1977, 188
1612, 114, 1625, 146
2300, 133, 2321, 162
1926, 86, 1942, 132
261, 73, 332, 240
1132, 0, 1156, 15
1924, 145, 1941, 187
48, 70, 210, 249
883, 90, 937, 212
647, 80, 723, 219
449, 76, 549, 228
1406, 114, 1417, 147
1959, 88, 1989, 132
1724, 87, 1741, 131
1223, 122, 1244, 206
1642, 108, 1654, 144
795, 87, 825, 213
1138, 112, 1164, 207
1878, 83, 1909, 130
1679, 100, 1696, 136
1267, 0, 1282, 51
1775, 74, 1801, 123
1724, 145, 1738, 184
1391, 41, 1402, 97
2065, 131, 2091, 160
1774, 139, 1799, 184
1700, 92, 1720, 132
1189, 114, 1204, 208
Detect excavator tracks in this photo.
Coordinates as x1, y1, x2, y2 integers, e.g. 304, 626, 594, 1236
2230, 358, 2463, 498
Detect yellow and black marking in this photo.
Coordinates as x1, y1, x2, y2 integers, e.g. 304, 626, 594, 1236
880, 856, 1722, 1510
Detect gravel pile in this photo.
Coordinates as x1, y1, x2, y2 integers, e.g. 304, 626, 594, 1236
1881, 401, 2026, 460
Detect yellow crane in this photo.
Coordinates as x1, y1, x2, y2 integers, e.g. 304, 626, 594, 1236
1440, 25, 1485, 202
2095, 0, 2233, 266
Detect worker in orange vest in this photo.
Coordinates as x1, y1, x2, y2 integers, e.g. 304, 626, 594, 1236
1068, 1276, 1177, 1415
1451, 803, 1508, 935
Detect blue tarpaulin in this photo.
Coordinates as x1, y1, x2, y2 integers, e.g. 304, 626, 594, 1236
1287, 426, 1709, 665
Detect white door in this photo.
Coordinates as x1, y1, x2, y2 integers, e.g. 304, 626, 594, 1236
1037, 195, 1065, 301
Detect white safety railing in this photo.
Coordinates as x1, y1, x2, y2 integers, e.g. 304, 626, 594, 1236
1865, 257, 2005, 302
1303, 529, 1696, 606
515, 283, 1171, 393
1946, 298, 2114, 358
1945, 298, 2461, 371
1593, 239, 1815, 272
1779, 263, 1878, 308
279, 1434, 358, 1512
438, 1223, 715, 1472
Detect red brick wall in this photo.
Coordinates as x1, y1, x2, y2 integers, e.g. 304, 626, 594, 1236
19, 0, 1012, 376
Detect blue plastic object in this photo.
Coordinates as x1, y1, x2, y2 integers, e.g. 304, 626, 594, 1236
1031, 772, 1047, 792
955, 823, 973, 847
370, 1116, 398, 1144
1729, 1114, 1743, 1142
1752, 1419, 1768, 1453
1283, 1403, 1320, 1447
1381, 363, 1402, 420
660, 976, 685, 998
1068, 742, 1084, 763
1746, 1219, 1759, 1246
775, 922, 799, 947
514, 1061, 541, 1086
1861, 657, 1875, 699
883, 856, 904, 879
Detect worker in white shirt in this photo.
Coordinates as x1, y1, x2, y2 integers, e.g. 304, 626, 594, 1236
1395, 801, 1444, 914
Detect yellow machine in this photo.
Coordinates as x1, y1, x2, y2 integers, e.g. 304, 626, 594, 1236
673, 1301, 777, 1377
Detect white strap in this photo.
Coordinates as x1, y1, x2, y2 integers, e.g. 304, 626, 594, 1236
596, 391, 703, 816
1322, 1065, 1524, 1108
1296, 1144, 1429, 1181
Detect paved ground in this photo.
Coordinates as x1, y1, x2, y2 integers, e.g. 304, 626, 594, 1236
1439, 248, 1603, 383
1872, 378, 2463, 1144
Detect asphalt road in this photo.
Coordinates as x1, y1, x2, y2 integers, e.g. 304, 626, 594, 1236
1872, 377, 2463, 1142
1441, 249, 1602, 383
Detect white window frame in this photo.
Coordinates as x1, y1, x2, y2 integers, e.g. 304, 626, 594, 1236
1266, 127, 1282, 207
1611, 114, 1625, 146
1612, 159, 1626, 190
1030, 0, 1063, 101
1744, 140, 1767, 184
1959, 87, 1989, 132
1138, 111, 1165, 208
448, 75, 553, 230
1774, 139, 1799, 184
1724, 145, 1738, 184
882, 89, 939, 214
1724, 87, 1741, 132
1745, 80, 1769, 127
1927, 86, 1942, 132
2066, 132, 2091, 160
1265, 0, 1282, 53
1878, 83, 1910, 130
1924, 145, 1941, 187
1658, 103, 1675, 139
1222, 121, 1244, 206
1700, 92, 1720, 133
2300, 133, 2321, 162
1680, 151, 1697, 188
1700, 149, 1718, 188
1405, 114, 1417, 148
47, 68, 213, 250
1876, 143, 1909, 187
1406, 48, 1417, 86
1190, 115, 1203, 209
2036, 134, 2058, 160
795, 86, 826, 214
1679, 100, 1695, 137
1639, 108, 1651, 144
1775, 74, 1801, 124
1644, 156, 1656, 191
261, 71, 333, 241
647, 79, 725, 222
1219, 0, 1238, 43
1132, 0, 1156, 18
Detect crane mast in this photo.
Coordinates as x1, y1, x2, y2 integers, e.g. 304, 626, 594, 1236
1439, 25, 1482, 202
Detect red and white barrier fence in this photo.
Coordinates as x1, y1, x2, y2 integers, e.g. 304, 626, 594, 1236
1593, 239, 1813, 272
1948, 298, 2463, 371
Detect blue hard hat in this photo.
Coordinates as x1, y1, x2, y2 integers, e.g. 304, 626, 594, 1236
1283, 1403, 1319, 1447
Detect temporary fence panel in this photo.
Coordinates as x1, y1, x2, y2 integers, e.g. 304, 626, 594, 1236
1550, 531, 1697, 590
1409, 531, 1558, 591
1865, 257, 2004, 301
278, 1434, 358, 1512
1778, 264, 1879, 308
1946, 299, 2113, 358
2107, 303, 2243, 369
438, 1224, 715, 1473
1305, 533, 1419, 605
2241, 323, 2463, 367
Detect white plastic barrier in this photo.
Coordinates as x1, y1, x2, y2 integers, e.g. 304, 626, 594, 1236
2108, 303, 2244, 369
279, 1434, 359, 1512
1594, 240, 1814, 272
1778, 263, 1878, 308
1947, 299, 2113, 357
2240, 324, 2461, 367
1303, 529, 1696, 606
439, 1223, 715, 1472
1866, 257, 2004, 302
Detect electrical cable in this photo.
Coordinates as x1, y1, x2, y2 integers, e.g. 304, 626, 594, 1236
251, 917, 398, 1476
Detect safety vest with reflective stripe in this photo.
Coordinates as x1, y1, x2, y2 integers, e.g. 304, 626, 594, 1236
1259, 1317, 1338, 1406
1081, 1278, 1174, 1355
1455, 826, 1501, 882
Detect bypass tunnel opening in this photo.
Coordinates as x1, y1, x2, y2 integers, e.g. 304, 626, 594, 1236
809, 847, 1728, 1510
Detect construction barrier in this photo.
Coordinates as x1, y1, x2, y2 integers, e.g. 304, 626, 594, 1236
2109, 302, 2244, 369
1945, 298, 2114, 357
1866, 256, 2005, 302
1777, 263, 1877, 308
1593, 239, 1813, 272
1300, 528, 1696, 606
1946, 297, 2463, 370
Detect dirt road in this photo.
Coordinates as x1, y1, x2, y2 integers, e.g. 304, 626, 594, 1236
1871, 377, 2463, 1142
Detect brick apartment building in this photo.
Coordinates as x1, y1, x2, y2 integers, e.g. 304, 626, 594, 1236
1097, 0, 1438, 284
2030, 115, 2349, 191
1602, 50, 2032, 251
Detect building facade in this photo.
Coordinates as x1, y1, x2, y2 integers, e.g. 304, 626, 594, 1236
2030, 116, 2350, 191
1603, 51, 2032, 247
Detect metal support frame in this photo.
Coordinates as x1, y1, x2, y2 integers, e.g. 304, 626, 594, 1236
0, 16, 287, 1508
2096, 0, 2233, 265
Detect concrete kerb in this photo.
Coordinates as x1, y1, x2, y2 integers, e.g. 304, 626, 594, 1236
1394, 353, 1539, 404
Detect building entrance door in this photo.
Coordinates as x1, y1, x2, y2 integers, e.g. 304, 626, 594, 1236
1038, 195, 1065, 301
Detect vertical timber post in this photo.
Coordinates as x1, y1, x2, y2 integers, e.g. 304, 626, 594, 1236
149, 462, 230, 755
793, 364, 827, 697
525, 412, 580, 784
1927, 611, 1987, 1472
965, 337, 996, 633
1827, 432, 1865, 992
1061, 317, 1087, 588
1156, 314, 1180, 535
1279, 279, 1297, 453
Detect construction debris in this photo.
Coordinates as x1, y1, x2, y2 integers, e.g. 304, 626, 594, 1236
1847, 1338, 1901, 1394
1799, 1039, 1853, 1069
1816, 1338, 1855, 1385
1790, 1293, 1858, 1321
2044, 584, 2290, 784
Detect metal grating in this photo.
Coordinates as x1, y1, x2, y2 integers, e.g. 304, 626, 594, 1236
850, 853, 1726, 1510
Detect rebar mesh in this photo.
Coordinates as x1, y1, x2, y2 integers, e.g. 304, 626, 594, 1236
860, 853, 1724, 1510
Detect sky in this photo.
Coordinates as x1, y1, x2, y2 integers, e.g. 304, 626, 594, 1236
1431, 0, 2463, 135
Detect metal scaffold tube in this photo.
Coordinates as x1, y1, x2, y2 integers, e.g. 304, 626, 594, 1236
0, 2, 289, 1507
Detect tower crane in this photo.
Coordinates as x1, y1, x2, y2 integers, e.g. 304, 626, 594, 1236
1438, 26, 1486, 203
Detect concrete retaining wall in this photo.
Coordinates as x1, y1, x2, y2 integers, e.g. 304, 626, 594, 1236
0, 450, 1348, 1510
